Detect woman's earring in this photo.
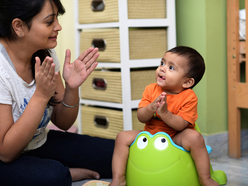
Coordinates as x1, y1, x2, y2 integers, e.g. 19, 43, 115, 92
19, 33, 23, 37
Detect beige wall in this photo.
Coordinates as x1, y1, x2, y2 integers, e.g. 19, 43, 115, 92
55, 0, 77, 126
55, 0, 75, 72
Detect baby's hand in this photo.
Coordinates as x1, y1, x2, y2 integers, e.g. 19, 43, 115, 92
150, 92, 167, 112
157, 92, 168, 115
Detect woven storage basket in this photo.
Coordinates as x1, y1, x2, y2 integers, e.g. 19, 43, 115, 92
78, 0, 119, 24
130, 69, 155, 100
80, 69, 156, 103
132, 110, 144, 130
129, 28, 167, 60
81, 105, 123, 139
81, 106, 143, 139
80, 28, 120, 63
128, 0, 166, 19
80, 28, 167, 62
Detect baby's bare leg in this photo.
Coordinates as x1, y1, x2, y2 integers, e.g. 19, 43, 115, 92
110, 130, 142, 186
173, 129, 219, 186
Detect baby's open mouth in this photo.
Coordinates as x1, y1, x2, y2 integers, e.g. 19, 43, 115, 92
159, 75, 165, 80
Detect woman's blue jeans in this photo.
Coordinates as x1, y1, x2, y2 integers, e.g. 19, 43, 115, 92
0, 130, 115, 186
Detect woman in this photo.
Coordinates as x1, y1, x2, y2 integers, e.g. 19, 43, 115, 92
0, 0, 114, 185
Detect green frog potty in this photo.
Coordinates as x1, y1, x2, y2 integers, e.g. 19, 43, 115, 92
126, 128, 227, 186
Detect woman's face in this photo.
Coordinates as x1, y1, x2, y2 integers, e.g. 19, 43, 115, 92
23, 0, 62, 51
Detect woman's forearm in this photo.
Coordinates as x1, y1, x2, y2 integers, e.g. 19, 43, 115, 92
51, 87, 79, 130
0, 93, 49, 163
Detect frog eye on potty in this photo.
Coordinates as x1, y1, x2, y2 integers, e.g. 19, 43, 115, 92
137, 136, 148, 149
154, 137, 168, 150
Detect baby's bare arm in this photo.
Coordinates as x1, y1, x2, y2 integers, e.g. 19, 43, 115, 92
157, 93, 189, 131
137, 92, 166, 123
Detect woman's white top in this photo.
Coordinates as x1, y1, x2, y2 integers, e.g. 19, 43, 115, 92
0, 44, 60, 151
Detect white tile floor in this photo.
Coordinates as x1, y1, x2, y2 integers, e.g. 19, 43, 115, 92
72, 151, 248, 186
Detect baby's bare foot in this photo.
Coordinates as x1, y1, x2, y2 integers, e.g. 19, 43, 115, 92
109, 176, 126, 186
201, 178, 219, 186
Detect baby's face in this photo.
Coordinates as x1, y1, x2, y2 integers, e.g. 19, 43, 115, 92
155, 52, 190, 94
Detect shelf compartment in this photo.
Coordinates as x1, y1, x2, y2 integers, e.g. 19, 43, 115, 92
80, 68, 156, 103
80, 28, 167, 63
78, 0, 119, 24
80, 28, 121, 63
129, 28, 167, 60
81, 106, 143, 139
78, 0, 166, 24
128, 0, 166, 19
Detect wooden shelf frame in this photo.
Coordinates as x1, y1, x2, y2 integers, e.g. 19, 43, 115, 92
227, 0, 248, 158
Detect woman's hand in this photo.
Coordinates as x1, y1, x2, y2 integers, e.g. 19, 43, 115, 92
35, 56, 58, 101
62, 48, 99, 90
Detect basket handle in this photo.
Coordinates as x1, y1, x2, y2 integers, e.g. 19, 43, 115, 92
91, 0, 105, 12
92, 78, 107, 90
94, 115, 109, 128
91, 38, 107, 51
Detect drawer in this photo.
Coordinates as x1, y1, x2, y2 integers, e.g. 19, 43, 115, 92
78, 0, 166, 24
80, 28, 120, 63
81, 106, 144, 139
80, 69, 156, 103
132, 110, 144, 130
78, 0, 119, 24
80, 28, 167, 63
128, 0, 166, 19
129, 28, 167, 60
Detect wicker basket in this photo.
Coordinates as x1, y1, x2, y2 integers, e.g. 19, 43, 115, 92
132, 110, 144, 130
128, 0, 166, 19
80, 28, 167, 63
80, 68, 156, 103
78, 0, 166, 24
78, 0, 119, 24
81, 106, 143, 139
129, 28, 167, 60
80, 28, 120, 63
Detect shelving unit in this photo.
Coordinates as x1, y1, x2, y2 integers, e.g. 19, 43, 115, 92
74, 0, 176, 135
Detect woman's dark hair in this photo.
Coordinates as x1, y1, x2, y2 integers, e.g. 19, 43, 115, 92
167, 46, 205, 89
0, 0, 65, 105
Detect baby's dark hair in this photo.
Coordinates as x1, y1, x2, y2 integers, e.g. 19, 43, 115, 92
167, 46, 205, 89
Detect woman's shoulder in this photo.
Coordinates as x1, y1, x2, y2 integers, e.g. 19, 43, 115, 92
0, 45, 12, 75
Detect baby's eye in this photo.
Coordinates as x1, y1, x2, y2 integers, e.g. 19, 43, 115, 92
160, 61, 165, 66
169, 66, 174, 70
